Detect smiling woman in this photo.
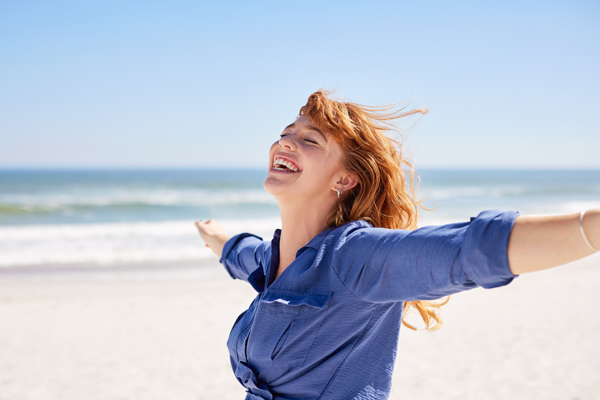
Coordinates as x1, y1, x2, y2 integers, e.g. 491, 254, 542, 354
195, 90, 600, 400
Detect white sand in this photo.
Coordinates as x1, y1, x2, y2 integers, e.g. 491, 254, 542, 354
1, 253, 599, 400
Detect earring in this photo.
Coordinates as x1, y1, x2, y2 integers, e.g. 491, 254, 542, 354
336, 188, 342, 198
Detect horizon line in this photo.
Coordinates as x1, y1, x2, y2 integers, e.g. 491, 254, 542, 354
1, 165, 599, 171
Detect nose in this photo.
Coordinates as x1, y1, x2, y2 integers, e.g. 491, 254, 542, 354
278, 134, 296, 150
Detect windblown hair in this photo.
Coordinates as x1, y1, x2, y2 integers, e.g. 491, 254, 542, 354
299, 89, 449, 331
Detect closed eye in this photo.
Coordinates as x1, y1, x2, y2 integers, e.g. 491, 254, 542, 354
280, 133, 318, 145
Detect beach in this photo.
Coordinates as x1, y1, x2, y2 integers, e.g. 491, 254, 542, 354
1, 253, 599, 400
2, 168, 599, 399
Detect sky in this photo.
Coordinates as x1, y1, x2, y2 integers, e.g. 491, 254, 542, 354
1, 0, 599, 169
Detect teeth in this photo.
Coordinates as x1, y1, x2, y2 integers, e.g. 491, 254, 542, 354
273, 158, 299, 172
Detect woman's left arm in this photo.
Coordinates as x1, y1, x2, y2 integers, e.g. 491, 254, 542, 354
508, 209, 600, 275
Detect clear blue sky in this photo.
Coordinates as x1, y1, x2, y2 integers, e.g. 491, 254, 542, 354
1, 0, 598, 169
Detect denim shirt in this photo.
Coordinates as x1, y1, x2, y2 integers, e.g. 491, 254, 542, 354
219, 210, 520, 400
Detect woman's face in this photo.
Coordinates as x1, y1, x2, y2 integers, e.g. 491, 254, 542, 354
264, 116, 348, 205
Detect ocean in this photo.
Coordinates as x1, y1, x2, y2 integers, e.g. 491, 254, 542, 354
0, 168, 599, 269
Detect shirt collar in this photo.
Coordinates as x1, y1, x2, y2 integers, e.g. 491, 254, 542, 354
304, 227, 335, 250
273, 219, 372, 254
267, 220, 371, 289
272, 226, 332, 252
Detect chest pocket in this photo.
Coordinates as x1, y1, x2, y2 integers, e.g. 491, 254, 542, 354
249, 289, 332, 368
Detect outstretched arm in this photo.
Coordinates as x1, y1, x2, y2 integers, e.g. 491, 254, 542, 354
196, 220, 269, 292
508, 209, 600, 275
194, 219, 232, 258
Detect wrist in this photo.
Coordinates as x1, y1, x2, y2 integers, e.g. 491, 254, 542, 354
215, 234, 232, 258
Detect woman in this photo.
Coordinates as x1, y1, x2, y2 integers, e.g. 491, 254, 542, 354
195, 90, 599, 400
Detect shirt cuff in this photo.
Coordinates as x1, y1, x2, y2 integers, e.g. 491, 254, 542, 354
461, 209, 520, 288
219, 233, 264, 280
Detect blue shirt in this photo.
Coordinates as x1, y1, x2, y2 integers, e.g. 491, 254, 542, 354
219, 210, 520, 400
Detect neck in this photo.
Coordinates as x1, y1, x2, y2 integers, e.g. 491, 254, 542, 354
276, 197, 333, 275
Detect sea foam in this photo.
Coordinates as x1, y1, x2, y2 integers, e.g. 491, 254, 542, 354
0, 218, 280, 268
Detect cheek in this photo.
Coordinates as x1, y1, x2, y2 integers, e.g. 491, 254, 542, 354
309, 147, 341, 170
326, 146, 346, 171
268, 141, 279, 159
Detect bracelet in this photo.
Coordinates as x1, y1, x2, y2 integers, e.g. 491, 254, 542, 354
580, 211, 599, 252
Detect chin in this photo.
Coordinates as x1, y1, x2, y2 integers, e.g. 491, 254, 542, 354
263, 176, 294, 199
263, 176, 280, 196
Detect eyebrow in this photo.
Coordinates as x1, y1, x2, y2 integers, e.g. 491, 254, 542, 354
284, 123, 328, 142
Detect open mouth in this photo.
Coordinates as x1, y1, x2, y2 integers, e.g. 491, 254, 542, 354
272, 157, 300, 172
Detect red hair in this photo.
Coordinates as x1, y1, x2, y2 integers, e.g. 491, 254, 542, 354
299, 89, 448, 331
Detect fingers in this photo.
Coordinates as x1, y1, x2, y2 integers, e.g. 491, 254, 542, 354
194, 220, 207, 237
194, 220, 207, 230
194, 219, 223, 239
194, 219, 216, 239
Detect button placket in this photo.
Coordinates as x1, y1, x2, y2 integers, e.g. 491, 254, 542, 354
237, 295, 260, 363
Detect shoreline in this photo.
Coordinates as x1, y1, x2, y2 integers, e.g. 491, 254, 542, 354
0, 259, 222, 282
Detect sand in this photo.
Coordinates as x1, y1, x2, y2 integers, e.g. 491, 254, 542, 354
1, 253, 599, 400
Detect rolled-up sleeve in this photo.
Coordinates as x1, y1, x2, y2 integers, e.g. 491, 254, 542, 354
220, 233, 270, 292
332, 210, 520, 302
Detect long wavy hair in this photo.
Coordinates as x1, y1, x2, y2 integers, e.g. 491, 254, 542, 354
299, 89, 449, 331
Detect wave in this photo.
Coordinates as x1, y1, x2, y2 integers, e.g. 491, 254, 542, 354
0, 189, 277, 217
5, 196, 600, 269
0, 203, 32, 215
0, 218, 281, 268
423, 184, 600, 201
4, 184, 598, 219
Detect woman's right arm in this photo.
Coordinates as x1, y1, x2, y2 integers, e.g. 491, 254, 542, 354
194, 219, 231, 258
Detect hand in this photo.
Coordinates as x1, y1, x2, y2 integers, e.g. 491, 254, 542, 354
194, 219, 231, 258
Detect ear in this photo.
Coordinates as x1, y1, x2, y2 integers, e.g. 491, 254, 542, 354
335, 171, 358, 192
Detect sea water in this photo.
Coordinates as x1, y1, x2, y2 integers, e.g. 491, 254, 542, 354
0, 168, 598, 269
